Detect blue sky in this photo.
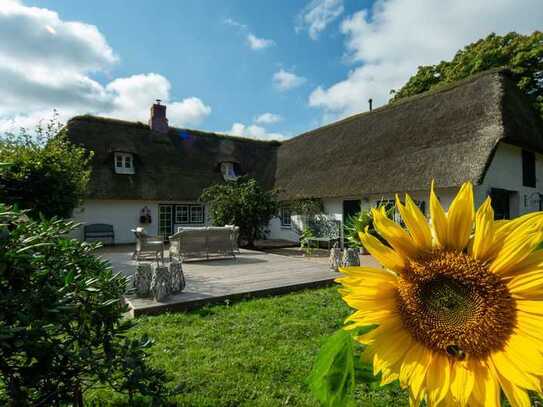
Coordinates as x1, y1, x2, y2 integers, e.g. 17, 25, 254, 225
1, 0, 542, 139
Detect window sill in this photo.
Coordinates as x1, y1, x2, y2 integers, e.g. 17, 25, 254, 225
280, 226, 292, 230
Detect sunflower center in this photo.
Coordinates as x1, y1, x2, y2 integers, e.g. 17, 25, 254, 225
396, 250, 516, 359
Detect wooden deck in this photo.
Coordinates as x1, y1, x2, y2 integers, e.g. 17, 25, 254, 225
101, 248, 339, 317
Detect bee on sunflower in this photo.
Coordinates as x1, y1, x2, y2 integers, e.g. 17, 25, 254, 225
338, 181, 543, 406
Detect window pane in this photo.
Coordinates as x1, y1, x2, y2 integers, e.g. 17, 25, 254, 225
124, 155, 131, 168
175, 205, 189, 223
115, 155, 123, 167
190, 206, 203, 223
281, 208, 291, 226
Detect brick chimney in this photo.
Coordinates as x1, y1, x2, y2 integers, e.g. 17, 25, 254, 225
148, 99, 169, 133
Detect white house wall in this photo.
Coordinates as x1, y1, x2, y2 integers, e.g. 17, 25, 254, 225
71, 200, 209, 244
476, 142, 543, 215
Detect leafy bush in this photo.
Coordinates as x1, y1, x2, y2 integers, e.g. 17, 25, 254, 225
200, 176, 279, 248
0, 205, 171, 405
344, 209, 374, 248
0, 113, 92, 219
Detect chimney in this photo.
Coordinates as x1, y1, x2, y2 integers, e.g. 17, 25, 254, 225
368, 98, 373, 112
149, 99, 169, 133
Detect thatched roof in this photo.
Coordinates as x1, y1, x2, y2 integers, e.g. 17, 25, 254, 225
66, 116, 279, 201
274, 68, 543, 200
67, 69, 543, 202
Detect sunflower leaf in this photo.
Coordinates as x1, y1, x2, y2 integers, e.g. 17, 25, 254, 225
307, 328, 357, 407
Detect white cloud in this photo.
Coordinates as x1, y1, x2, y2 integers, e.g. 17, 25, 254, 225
246, 33, 275, 50
223, 17, 247, 31
227, 122, 286, 141
0, 0, 211, 132
296, 0, 344, 40
273, 69, 307, 91
254, 112, 282, 125
309, 0, 543, 121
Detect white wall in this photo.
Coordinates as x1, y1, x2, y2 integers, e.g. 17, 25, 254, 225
266, 187, 459, 244
477, 142, 543, 216
72, 200, 209, 244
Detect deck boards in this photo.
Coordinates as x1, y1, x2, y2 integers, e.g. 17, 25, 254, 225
102, 249, 339, 317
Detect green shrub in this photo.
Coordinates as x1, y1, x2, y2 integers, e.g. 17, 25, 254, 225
0, 205, 171, 405
0, 113, 91, 219
200, 176, 279, 248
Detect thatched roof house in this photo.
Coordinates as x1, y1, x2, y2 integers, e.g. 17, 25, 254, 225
67, 68, 543, 243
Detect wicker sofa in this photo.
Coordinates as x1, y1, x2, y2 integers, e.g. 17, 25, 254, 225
169, 226, 239, 261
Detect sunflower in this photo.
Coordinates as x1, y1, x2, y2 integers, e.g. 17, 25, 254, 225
338, 181, 543, 406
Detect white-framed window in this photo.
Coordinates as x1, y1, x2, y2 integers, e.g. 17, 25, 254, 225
280, 207, 292, 228
220, 162, 238, 181
114, 152, 135, 174
175, 204, 204, 224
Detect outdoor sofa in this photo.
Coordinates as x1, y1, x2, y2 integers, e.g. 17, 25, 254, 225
169, 225, 239, 261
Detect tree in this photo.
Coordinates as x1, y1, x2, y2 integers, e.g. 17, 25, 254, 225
0, 205, 171, 405
391, 32, 543, 119
0, 112, 92, 219
200, 176, 279, 248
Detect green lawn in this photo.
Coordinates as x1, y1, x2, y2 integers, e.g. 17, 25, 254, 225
88, 286, 408, 406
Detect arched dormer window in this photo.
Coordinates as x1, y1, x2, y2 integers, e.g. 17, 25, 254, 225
220, 161, 238, 181
114, 152, 135, 174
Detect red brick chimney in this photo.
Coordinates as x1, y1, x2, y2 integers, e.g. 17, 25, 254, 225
149, 99, 169, 133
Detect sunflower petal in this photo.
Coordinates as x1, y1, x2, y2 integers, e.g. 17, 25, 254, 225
426, 354, 450, 406
470, 197, 495, 261
469, 361, 500, 407
359, 229, 405, 273
490, 214, 543, 274
449, 360, 474, 406
493, 365, 532, 407
507, 268, 543, 297
491, 349, 540, 391
396, 194, 433, 252
446, 182, 474, 251
430, 180, 448, 248
399, 343, 432, 401
371, 207, 419, 259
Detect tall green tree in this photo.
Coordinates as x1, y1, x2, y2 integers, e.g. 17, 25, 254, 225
0, 113, 92, 219
200, 176, 279, 248
391, 32, 543, 119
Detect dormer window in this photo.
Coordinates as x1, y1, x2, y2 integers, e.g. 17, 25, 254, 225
220, 161, 238, 181
114, 152, 135, 174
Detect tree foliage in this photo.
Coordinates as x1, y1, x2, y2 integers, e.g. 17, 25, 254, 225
391, 32, 543, 119
200, 176, 279, 248
0, 205, 171, 405
0, 113, 92, 219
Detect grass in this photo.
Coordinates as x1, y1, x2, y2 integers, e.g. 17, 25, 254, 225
88, 286, 408, 406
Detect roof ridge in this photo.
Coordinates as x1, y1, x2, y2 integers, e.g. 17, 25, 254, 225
68, 115, 281, 145
284, 67, 511, 144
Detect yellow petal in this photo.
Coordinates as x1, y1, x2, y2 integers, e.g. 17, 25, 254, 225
446, 182, 474, 251
371, 207, 419, 259
430, 180, 448, 248
359, 229, 405, 273
470, 197, 495, 261
501, 332, 543, 376
493, 363, 532, 407
399, 342, 432, 400
490, 214, 543, 274
491, 349, 540, 391
449, 360, 474, 406
396, 194, 433, 252
372, 325, 412, 375
507, 268, 543, 297
425, 354, 450, 406
469, 361, 500, 407
515, 299, 543, 316
505, 249, 543, 278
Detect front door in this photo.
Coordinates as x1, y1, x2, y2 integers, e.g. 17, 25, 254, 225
158, 205, 173, 238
